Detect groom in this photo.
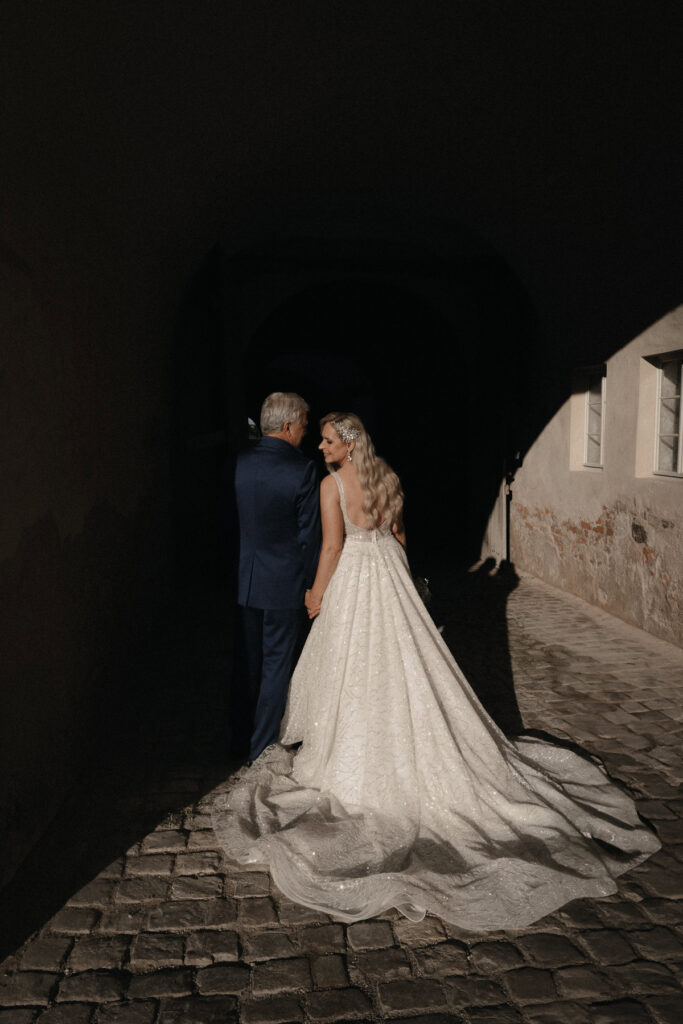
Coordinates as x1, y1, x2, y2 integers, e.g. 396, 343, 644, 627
232, 392, 321, 762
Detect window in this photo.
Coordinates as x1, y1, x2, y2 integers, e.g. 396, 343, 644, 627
656, 356, 683, 475
584, 368, 606, 468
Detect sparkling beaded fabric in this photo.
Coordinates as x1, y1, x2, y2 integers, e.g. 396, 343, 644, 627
212, 474, 660, 930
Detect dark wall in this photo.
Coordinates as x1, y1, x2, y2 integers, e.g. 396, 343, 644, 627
2, 0, 681, 886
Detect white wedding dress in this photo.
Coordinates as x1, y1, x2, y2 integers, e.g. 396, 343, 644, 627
212, 473, 660, 931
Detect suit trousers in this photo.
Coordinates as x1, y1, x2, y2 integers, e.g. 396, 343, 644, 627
234, 605, 305, 761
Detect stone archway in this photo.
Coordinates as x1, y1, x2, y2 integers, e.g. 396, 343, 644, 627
212, 224, 536, 575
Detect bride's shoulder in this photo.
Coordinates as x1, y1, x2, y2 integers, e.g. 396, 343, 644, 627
320, 473, 340, 498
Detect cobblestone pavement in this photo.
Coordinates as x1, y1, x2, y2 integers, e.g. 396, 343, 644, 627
1, 573, 682, 1024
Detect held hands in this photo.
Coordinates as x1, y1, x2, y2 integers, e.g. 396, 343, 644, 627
305, 589, 322, 619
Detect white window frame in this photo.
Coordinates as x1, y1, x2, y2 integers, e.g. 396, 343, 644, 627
654, 355, 683, 477
584, 369, 606, 469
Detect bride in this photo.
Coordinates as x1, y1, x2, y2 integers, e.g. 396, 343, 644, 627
212, 412, 660, 931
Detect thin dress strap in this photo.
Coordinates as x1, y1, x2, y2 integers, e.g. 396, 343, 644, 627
331, 470, 378, 540
331, 469, 347, 519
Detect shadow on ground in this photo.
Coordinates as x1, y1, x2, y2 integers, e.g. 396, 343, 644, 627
0, 581, 238, 964
0, 561, 529, 963
430, 558, 525, 736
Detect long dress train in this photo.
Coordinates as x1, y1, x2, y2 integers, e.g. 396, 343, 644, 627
211, 472, 660, 931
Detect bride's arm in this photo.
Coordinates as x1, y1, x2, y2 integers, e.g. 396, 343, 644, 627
305, 476, 344, 618
392, 518, 407, 550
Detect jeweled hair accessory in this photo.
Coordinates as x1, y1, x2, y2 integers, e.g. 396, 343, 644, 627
333, 420, 361, 444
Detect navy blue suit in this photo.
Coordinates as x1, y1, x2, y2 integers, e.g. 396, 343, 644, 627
233, 436, 320, 759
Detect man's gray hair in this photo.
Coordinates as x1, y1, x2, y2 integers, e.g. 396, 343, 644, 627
260, 392, 309, 435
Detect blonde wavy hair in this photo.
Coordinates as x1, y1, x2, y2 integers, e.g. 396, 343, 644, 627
321, 412, 404, 530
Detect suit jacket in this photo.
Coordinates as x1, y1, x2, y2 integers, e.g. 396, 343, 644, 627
235, 436, 321, 609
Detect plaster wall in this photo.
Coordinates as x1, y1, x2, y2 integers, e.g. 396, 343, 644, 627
509, 308, 683, 647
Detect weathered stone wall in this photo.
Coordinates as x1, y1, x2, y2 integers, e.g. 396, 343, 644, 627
509, 309, 683, 648
0, 243, 177, 890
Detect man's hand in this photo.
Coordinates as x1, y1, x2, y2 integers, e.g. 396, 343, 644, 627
305, 589, 322, 619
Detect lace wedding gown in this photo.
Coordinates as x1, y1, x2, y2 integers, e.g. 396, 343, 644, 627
212, 473, 660, 931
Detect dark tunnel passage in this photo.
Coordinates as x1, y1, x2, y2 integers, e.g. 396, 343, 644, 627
1, 241, 537, 957
245, 280, 476, 577
173, 242, 538, 590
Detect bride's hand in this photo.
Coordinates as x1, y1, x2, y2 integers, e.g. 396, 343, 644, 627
305, 589, 322, 618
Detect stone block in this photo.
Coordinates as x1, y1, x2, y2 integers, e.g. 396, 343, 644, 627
241, 931, 297, 963
184, 812, 214, 831
169, 876, 223, 901
643, 994, 683, 1024
157, 995, 237, 1023
115, 877, 169, 904
595, 902, 647, 928
127, 968, 194, 998
553, 966, 616, 1001
35, 1006, 94, 1023
229, 872, 271, 897
503, 968, 556, 1004
516, 934, 585, 967
466, 1008, 524, 1024
609, 959, 679, 993
469, 941, 525, 973
185, 930, 240, 965
638, 799, 677, 820
628, 926, 683, 960
0, 971, 57, 1006
296, 925, 345, 955
68, 879, 116, 907
311, 954, 348, 989
129, 933, 185, 970
195, 964, 250, 995
384, 1017, 457, 1024
146, 901, 206, 932
21, 935, 73, 971
445, 976, 506, 1007
276, 900, 328, 926
0, 1010, 35, 1023
640, 868, 683, 899
174, 852, 222, 876
415, 941, 468, 977
346, 920, 393, 950
588, 998, 652, 1023
97, 907, 148, 935
576, 929, 636, 964
641, 898, 683, 925
48, 909, 100, 935
352, 946, 411, 980
252, 958, 312, 995
68, 936, 129, 971
378, 979, 446, 1013
141, 830, 187, 854
307, 986, 372, 1020
393, 916, 446, 947
95, 1002, 157, 1023
55, 971, 125, 1004
187, 832, 221, 852
523, 1004, 591, 1024
125, 856, 174, 877
239, 996, 304, 1023
202, 899, 239, 929
239, 898, 278, 927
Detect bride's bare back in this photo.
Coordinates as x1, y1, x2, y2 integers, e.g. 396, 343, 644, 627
334, 463, 372, 529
